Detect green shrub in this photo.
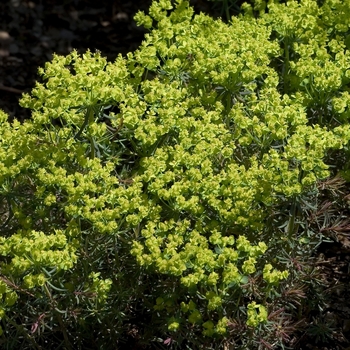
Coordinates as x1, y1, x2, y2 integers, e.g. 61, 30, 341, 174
1, 0, 350, 348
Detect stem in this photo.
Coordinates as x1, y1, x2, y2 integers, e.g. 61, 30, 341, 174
75, 105, 95, 141
287, 196, 297, 240
89, 136, 95, 159
56, 312, 72, 350
43, 283, 73, 350
283, 38, 290, 94
4, 316, 42, 350
224, 0, 230, 22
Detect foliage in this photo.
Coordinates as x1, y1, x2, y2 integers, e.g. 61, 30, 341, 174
204, 0, 244, 20
0, 0, 350, 348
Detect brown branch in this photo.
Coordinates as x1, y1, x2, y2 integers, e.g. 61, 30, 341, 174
0, 84, 24, 94
0, 275, 35, 297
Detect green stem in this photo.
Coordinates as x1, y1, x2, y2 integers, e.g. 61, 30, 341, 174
287, 197, 296, 240
43, 283, 73, 350
224, 0, 230, 22
75, 105, 95, 141
283, 38, 290, 94
89, 136, 95, 159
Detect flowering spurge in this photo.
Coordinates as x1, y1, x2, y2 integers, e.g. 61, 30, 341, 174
0, 0, 349, 347
244, 0, 350, 121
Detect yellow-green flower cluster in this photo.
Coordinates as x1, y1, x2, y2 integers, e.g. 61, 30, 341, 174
134, 0, 280, 94
23, 273, 47, 289
128, 0, 350, 334
20, 50, 131, 134
86, 272, 112, 304
0, 230, 77, 275
1, 0, 350, 343
246, 0, 350, 112
179, 299, 228, 335
246, 302, 268, 327
0, 279, 18, 335
263, 264, 289, 285
201, 317, 229, 336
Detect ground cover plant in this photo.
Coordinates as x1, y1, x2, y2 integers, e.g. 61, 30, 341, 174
1, 0, 350, 348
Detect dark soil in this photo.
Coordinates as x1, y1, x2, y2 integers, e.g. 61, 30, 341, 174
1, 1, 350, 349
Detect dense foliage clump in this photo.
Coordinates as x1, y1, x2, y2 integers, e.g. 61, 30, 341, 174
1, 0, 350, 348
